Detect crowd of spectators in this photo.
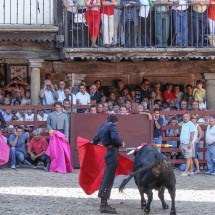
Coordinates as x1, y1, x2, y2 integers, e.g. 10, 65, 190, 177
65, 0, 215, 48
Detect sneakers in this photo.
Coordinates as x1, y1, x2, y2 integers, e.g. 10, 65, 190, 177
188, 172, 194, 176
23, 160, 33, 167
194, 170, 201, 174
181, 172, 189, 177
211, 172, 215, 176
11, 165, 16, 169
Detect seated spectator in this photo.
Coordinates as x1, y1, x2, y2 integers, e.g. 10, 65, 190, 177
137, 104, 144, 112
3, 109, 13, 122
89, 105, 97, 114
37, 109, 48, 133
174, 84, 184, 109
166, 118, 179, 162
108, 92, 116, 103
102, 102, 108, 112
16, 109, 25, 121
25, 109, 34, 130
21, 89, 31, 105
191, 101, 199, 111
193, 80, 206, 106
8, 125, 31, 169
120, 106, 129, 115
28, 130, 50, 171
11, 89, 23, 105
107, 101, 115, 114
180, 99, 188, 111
153, 103, 160, 110
13, 99, 21, 107
113, 103, 120, 114
162, 83, 177, 105
97, 103, 106, 114
89, 83, 101, 104
57, 81, 66, 103
76, 84, 90, 113
117, 96, 125, 106
101, 95, 107, 103
130, 90, 136, 102
184, 84, 194, 110
125, 99, 132, 114
151, 83, 163, 102
3, 97, 11, 106
40, 80, 58, 112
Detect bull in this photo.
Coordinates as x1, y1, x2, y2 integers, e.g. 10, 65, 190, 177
119, 145, 176, 215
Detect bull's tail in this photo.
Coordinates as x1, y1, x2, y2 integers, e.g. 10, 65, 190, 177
119, 158, 162, 193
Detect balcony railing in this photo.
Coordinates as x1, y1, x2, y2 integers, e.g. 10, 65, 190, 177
0, 0, 54, 25
64, 3, 215, 49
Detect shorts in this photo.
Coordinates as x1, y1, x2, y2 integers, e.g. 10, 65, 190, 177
181, 143, 194, 159
192, 143, 198, 159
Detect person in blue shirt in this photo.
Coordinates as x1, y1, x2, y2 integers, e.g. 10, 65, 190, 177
8, 126, 31, 169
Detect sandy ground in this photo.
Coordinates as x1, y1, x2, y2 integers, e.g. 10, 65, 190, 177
0, 167, 214, 215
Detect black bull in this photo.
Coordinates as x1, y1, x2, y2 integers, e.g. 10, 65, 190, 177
119, 145, 176, 215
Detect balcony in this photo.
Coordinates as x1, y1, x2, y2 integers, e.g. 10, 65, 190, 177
63, 3, 215, 61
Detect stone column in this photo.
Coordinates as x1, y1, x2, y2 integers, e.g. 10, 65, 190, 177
203, 73, 215, 110
28, 59, 44, 105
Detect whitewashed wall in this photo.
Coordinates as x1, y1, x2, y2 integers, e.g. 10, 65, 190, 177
0, 0, 54, 25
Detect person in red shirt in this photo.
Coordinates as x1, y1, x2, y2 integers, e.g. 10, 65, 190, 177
162, 83, 177, 105
100, 0, 118, 47
208, 0, 215, 35
28, 130, 50, 171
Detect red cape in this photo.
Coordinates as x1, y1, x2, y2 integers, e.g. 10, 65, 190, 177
77, 137, 133, 195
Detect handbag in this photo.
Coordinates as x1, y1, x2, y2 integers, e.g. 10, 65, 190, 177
74, 13, 87, 25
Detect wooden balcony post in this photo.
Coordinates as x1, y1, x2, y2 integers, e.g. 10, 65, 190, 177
28, 59, 44, 105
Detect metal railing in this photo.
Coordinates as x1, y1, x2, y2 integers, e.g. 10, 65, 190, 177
0, 0, 55, 25
64, 3, 215, 48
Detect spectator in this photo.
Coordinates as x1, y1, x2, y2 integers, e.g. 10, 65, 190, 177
179, 113, 195, 176
172, 0, 189, 47
89, 83, 101, 104
57, 81, 66, 103
89, 104, 97, 114
37, 109, 48, 133
76, 84, 91, 113
191, 101, 199, 111
208, 0, 215, 35
191, 114, 202, 174
8, 125, 31, 169
64, 87, 77, 108
85, 0, 101, 47
0, 111, 6, 128
113, 103, 120, 114
107, 101, 115, 114
162, 83, 177, 105
151, 83, 163, 101
180, 99, 188, 111
205, 116, 215, 175
25, 109, 34, 130
121, 0, 139, 47
173, 84, 184, 109
28, 130, 50, 171
3, 97, 11, 106
193, 80, 206, 109
136, 104, 144, 112
166, 117, 179, 162
153, 108, 164, 153
197, 114, 209, 125
119, 105, 129, 115
94, 80, 104, 95
108, 92, 116, 103
16, 109, 25, 121
21, 89, 31, 105
47, 102, 69, 140
102, 102, 109, 112
125, 99, 132, 113
114, 80, 125, 98
117, 96, 125, 106
101, 95, 107, 103
11, 89, 22, 105
135, 79, 151, 103
40, 80, 58, 112
3, 109, 13, 122
13, 99, 21, 107
100, 0, 117, 48
97, 103, 106, 114
184, 84, 194, 109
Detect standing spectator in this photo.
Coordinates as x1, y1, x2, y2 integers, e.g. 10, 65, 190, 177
57, 81, 66, 103
47, 102, 69, 140
121, 0, 140, 47
208, 0, 215, 35
113, 80, 125, 98
100, 0, 117, 48
190, 0, 209, 47
151, 83, 163, 101
89, 83, 101, 104
184, 84, 194, 110
64, 87, 77, 108
85, 0, 101, 47
171, 0, 189, 47
76, 84, 91, 113
173, 84, 184, 109
135, 79, 151, 103
152, 0, 172, 48
191, 114, 202, 174
205, 116, 215, 175
193, 80, 206, 109
40, 80, 58, 112
28, 130, 50, 171
8, 126, 31, 169
153, 108, 163, 153
21, 89, 31, 105
179, 113, 195, 176
162, 83, 177, 105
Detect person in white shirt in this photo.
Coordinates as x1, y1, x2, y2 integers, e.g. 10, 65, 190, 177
57, 81, 66, 103
76, 84, 90, 113
205, 116, 215, 175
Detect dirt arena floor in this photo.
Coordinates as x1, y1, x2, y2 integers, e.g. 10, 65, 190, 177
0, 167, 214, 215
